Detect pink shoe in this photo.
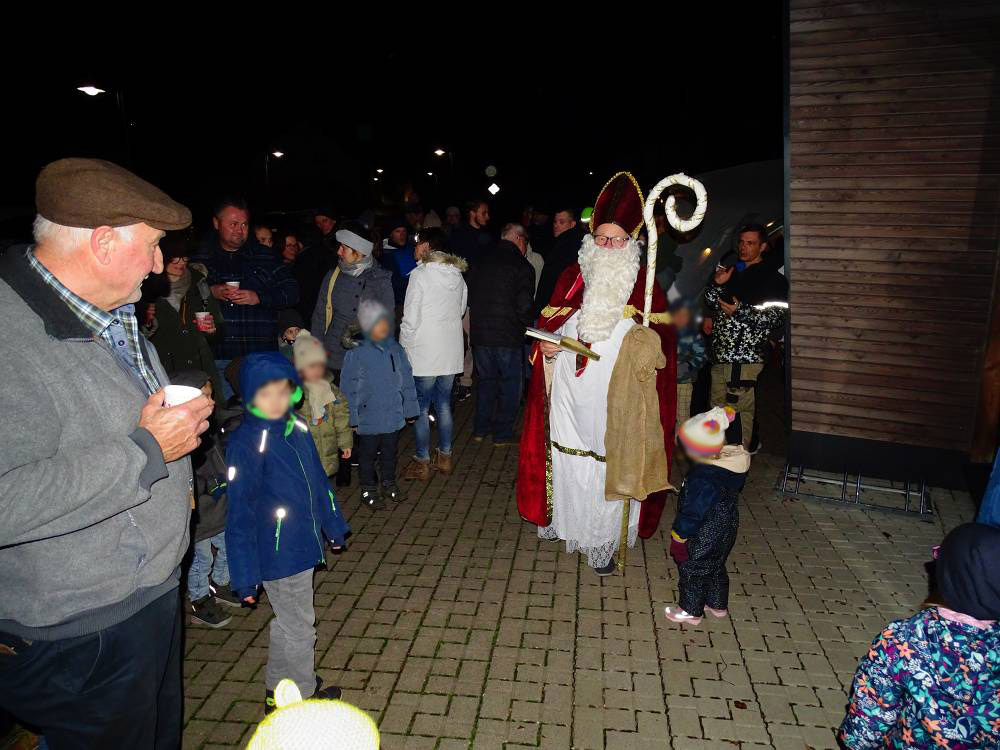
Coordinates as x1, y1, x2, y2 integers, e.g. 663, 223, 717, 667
664, 606, 703, 625
704, 607, 728, 619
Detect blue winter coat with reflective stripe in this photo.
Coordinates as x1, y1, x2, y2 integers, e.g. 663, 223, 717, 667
225, 352, 349, 598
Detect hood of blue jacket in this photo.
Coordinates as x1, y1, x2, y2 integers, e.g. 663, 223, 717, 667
238, 351, 302, 408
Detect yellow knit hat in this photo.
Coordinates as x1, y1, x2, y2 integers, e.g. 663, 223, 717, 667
246, 679, 379, 750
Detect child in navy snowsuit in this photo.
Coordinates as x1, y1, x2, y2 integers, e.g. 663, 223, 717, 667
340, 299, 419, 509
665, 406, 750, 626
225, 352, 349, 712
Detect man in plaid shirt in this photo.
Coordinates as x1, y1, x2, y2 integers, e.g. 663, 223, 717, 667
193, 197, 299, 399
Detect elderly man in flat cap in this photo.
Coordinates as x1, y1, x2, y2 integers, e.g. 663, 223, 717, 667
0, 158, 212, 750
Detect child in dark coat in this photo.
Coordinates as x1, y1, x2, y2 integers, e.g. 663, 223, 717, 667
170, 370, 240, 628
665, 407, 750, 626
340, 300, 419, 510
171, 370, 241, 629
225, 352, 350, 712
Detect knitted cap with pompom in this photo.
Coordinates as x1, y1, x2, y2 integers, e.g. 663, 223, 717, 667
677, 406, 736, 457
246, 679, 379, 750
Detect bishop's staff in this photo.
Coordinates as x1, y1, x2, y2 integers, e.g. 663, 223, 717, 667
641, 173, 708, 325
616, 173, 708, 572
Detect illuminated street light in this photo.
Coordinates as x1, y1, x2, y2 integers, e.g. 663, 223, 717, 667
373, 177, 379, 182
77, 85, 106, 96
376, 168, 384, 174
487, 183, 500, 196
434, 148, 446, 156
271, 151, 284, 158
427, 171, 434, 177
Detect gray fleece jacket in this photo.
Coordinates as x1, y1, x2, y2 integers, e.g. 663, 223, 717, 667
0, 248, 192, 639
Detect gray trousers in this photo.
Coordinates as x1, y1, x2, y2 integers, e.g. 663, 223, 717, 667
262, 568, 316, 696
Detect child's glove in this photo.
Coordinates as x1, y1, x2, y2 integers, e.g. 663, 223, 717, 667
208, 475, 227, 499
669, 532, 689, 564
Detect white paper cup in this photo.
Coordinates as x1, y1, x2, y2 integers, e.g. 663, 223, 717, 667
163, 384, 203, 408
225, 281, 240, 289
194, 311, 212, 332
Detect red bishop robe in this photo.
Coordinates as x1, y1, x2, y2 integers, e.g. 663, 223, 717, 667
516, 263, 677, 539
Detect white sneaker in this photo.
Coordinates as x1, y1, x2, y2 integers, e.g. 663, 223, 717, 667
664, 605, 703, 625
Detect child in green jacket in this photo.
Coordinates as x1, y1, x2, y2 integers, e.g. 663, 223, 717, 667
293, 330, 352, 477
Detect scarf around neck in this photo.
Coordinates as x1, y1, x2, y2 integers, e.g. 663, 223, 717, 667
338, 252, 375, 278
303, 379, 336, 421
165, 269, 192, 312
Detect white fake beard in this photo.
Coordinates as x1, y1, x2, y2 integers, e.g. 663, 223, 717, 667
576, 233, 641, 344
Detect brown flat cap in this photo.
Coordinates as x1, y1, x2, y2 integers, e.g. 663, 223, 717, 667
36, 158, 191, 231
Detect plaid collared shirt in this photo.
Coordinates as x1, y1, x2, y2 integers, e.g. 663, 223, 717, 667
27, 249, 161, 395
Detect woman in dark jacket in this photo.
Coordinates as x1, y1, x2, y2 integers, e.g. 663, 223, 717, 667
144, 234, 226, 409
310, 223, 394, 377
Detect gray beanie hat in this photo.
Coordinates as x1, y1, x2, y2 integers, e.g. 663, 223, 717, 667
357, 299, 389, 336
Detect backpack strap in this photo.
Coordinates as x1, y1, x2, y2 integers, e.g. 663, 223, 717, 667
324, 267, 341, 333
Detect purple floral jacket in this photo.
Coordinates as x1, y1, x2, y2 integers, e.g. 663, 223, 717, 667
839, 608, 1000, 749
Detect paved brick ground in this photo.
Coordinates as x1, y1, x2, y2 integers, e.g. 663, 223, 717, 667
182, 395, 975, 749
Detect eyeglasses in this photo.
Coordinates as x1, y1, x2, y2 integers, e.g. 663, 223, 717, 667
594, 234, 628, 249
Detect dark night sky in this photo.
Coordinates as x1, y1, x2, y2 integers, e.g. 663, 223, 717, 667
5, 12, 782, 233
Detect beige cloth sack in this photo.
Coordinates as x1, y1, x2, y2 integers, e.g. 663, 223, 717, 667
605, 325, 671, 502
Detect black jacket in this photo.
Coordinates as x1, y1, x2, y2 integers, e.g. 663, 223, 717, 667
449, 222, 493, 271
534, 224, 586, 315
468, 240, 536, 348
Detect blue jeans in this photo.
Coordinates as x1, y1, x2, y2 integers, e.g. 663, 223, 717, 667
187, 531, 229, 601
214, 358, 234, 401
473, 346, 523, 441
413, 375, 455, 460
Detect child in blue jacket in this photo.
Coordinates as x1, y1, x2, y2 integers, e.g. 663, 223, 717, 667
340, 299, 419, 510
665, 406, 750, 626
225, 352, 349, 713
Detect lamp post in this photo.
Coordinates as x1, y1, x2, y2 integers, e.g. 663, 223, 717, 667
265, 150, 284, 189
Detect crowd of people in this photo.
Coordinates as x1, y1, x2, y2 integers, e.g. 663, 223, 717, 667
0, 157, 997, 750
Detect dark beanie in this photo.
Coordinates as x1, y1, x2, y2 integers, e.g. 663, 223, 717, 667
936, 522, 1000, 620
384, 215, 407, 233
160, 231, 196, 262
169, 369, 210, 390
276, 308, 304, 335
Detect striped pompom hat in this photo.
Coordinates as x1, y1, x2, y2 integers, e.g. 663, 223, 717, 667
677, 406, 736, 457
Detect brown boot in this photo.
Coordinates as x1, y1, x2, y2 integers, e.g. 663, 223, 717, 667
402, 459, 431, 481
433, 449, 453, 475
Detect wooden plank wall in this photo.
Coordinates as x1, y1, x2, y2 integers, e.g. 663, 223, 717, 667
788, 0, 1000, 453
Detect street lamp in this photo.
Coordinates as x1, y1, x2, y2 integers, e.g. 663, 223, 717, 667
434, 148, 446, 157
77, 85, 106, 96
487, 183, 500, 196
376, 168, 384, 174
427, 171, 433, 177
264, 150, 286, 188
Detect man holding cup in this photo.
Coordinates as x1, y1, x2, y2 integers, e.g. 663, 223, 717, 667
0, 158, 212, 749
193, 196, 299, 402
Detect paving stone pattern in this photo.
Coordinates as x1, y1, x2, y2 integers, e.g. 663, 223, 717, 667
182, 401, 974, 749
